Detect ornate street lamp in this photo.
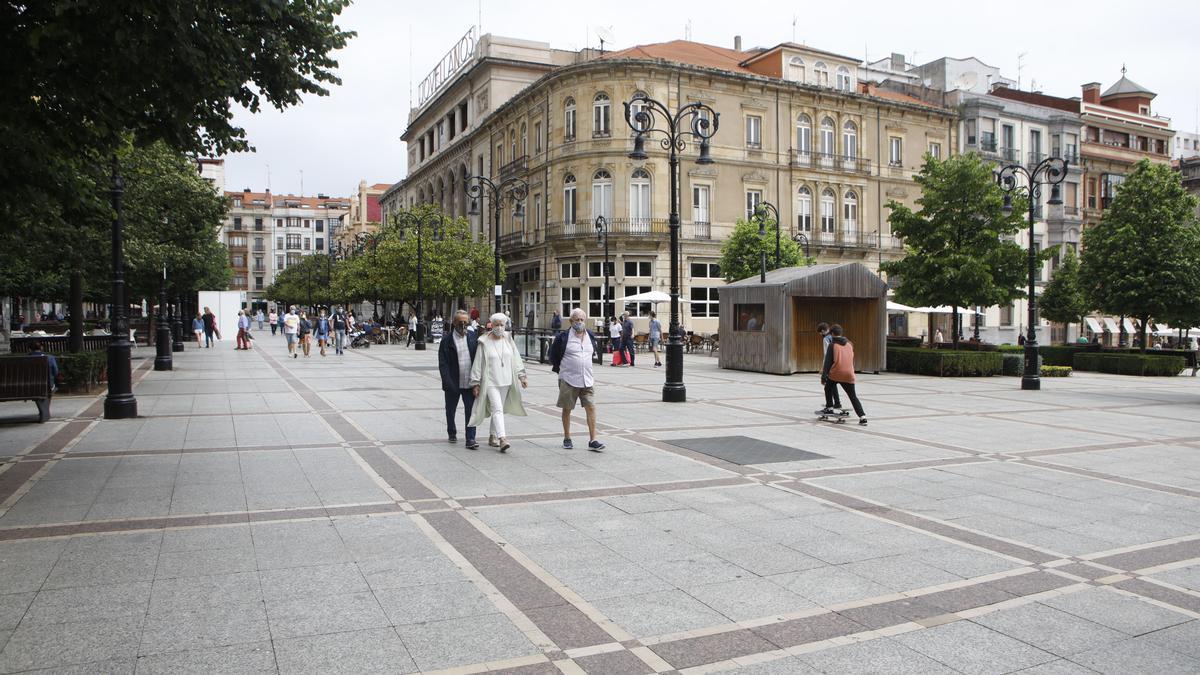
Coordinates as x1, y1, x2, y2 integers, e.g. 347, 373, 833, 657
170, 292, 184, 352
154, 266, 172, 371
625, 93, 719, 403
793, 232, 811, 258
465, 176, 529, 315
754, 201, 783, 267
105, 158, 137, 418
997, 156, 1068, 390
595, 215, 611, 320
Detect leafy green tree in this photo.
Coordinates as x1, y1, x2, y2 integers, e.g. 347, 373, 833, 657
718, 218, 808, 283
266, 254, 337, 311
1038, 248, 1090, 344
881, 154, 1030, 348
1079, 159, 1200, 351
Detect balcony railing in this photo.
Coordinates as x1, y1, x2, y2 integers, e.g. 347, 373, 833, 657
1001, 147, 1021, 163
1052, 146, 1079, 164
1028, 151, 1047, 166
808, 229, 902, 250
790, 150, 871, 174
252, 245, 265, 252
547, 218, 710, 241
979, 137, 997, 152
1064, 205, 1080, 216
499, 155, 527, 179
498, 231, 529, 250
693, 221, 711, 239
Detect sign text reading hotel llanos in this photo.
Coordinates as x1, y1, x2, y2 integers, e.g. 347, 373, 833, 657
418, 27, 478, 107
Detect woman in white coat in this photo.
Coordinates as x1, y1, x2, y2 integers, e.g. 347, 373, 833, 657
469, 313, 528, 452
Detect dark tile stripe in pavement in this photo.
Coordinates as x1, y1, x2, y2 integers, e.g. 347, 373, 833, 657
63, 441, 339, 459
1092, 539, 1200, 571
456, 476, 755, 508
421, 510, 615, 650
354, 447, 437, 500
1113, 578, 1200, 614
0, 460, 47, 506
784, 481, 1060, 564
1013, 440, 1157, 458
784, 456, 990, 480
1020, 458, 1200, 500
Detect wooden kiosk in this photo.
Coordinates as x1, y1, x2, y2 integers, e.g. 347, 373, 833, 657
717, 263, 888, 374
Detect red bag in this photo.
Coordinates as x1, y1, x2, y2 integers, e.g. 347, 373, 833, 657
612, 350, 624, 366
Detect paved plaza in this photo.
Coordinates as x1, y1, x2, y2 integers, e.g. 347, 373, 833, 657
3, 335, 1200, 673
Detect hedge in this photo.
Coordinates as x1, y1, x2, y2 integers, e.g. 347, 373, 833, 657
886, 347, 1004, 376
1072, 353, 1184, 376
1041, 365, 1072, 377
1001, 354, 1022, 376
933, 341, 998, 352
886, 336, 923, 348
57, 350, 108, 392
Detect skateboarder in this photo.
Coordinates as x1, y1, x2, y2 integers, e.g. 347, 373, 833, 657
816, 322, 843, 414
820, 324, 867, 425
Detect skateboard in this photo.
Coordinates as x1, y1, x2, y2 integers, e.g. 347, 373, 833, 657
816, 409, 851, 424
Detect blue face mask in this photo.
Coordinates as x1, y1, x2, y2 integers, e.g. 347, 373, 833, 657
572, 321, 585, 333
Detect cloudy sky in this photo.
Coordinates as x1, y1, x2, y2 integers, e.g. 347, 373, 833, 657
220, 0, 1200, 198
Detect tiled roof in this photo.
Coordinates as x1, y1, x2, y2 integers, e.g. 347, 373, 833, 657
600, 40, 755, 74
370, 182, 393, 191
1102, 75, 1154, 98
859, 83, 930, 107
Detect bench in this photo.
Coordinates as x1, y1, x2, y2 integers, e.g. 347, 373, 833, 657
0, 356, 52, 423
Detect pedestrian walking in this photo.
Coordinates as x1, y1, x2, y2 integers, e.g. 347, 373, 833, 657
439, 310, 480, 449
550, 310, 563, 333
283, 306, 300, 358
820, 324, 868, 425
469, 312, 528, 453
298, 312, 312, 357
816, 322, 843, 413
191, 313, 204, 345
314, 309, 331, 356
621, 312, 636, 367
649, 311, 663, 367
268, 309, 278, 335
236, 310, 251, 350
935, 328, 945, 343
256, 309, 265, 330
549, 308, 605, 451
608, 317, 622, 366
332, 307, 348, 355
201, 307, 218, 347
406, 312, 418, 347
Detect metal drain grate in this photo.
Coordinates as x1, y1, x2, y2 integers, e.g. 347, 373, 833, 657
666, 435, 830, 465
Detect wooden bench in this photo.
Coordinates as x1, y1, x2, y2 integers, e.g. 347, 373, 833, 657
0, 356, 52, 423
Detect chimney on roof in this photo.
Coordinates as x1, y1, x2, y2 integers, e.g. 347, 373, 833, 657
1082, 82, 1101, 104
243, 188, 251, 193
734, 35, 742, 51
890, 52, 905, 72
317, 193, 329, 199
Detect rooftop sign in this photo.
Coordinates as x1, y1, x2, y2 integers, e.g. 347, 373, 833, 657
418, 26, 477, 108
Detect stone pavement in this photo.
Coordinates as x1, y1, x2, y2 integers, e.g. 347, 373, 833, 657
2, 334, 1200, 673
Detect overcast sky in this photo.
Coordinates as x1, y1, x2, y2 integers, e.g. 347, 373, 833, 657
220, 0, 1200, 198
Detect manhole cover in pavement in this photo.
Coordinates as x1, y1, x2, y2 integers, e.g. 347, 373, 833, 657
666, 436, 830, 465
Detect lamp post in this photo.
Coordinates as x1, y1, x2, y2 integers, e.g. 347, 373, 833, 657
793, 232, 811, 258
625, 93, 719, 403
154, 266, 172, 371
756, 218, 768, 284
392, 211, 429, 350
464, 175, 529, 315
755, 201, 783, 267
171, 294, 184, 352
105, 158, 137, 419
595, 215, 611, 320
997, 156, 1067, 391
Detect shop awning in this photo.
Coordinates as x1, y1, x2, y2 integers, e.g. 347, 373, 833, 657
887, 301, 919, 312
1123, 318, 1138, 334
1102, 318, 1119, 333
1085, 317, 1103, 333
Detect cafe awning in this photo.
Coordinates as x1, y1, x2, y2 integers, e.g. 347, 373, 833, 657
1102, 318, 1119, 333
1085, 317, 1103, 333
1122, 318, 1138, 334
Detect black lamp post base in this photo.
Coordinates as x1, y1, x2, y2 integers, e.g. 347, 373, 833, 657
172, 341, 184, 353
414, 323, 427, 351
662, 341, 686, 403
1021, 376, 1041, 390
155, 327, 173, 371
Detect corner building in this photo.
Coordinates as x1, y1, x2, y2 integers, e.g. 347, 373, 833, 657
382, 35, 956, 333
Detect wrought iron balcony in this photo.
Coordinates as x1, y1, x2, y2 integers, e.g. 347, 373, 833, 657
810, 229, 904, 250
790, 150, 871, 174
1001, 147, 1021, 162
499, 155, 527, 180
546, 218, 699, 241
498, 231, 529, 250
1027, 151, 1047, 166
1052, 146, 1079, 164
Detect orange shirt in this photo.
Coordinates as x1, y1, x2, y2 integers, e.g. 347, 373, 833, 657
829, 341, 856, 383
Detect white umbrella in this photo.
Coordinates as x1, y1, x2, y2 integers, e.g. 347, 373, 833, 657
910, 305, 980, 315
887, 301, 918, 312
616, 290, 689, 304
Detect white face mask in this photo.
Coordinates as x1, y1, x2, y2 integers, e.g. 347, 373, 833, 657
572, 321, 585, 333
491, 326, 505, 337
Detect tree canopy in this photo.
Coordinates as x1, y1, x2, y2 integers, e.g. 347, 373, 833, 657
1079, 159, 1200, 350
1038, 247, 1089, 344
881, 153, 1031, 346
718, 217, 809, 283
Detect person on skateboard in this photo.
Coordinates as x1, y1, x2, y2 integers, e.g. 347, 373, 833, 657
820, 324, 868, 426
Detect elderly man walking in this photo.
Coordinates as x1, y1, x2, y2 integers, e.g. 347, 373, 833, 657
549, 308, 605, 451
439, 310, 480, 449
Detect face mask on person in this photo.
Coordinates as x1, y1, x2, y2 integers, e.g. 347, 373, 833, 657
491, 326, 505, 337
454, 322, 466, 335
572, 321, 585, 333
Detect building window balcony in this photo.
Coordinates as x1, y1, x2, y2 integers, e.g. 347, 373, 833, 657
691, 221, 711, 240
592, 130, 611, 139
1027, 151, 1047, 166
1001, 147, 1020, 163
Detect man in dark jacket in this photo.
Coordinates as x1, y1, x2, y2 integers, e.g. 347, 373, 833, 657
820, 324, 867, 425
620, 312, 635, 367
439, 310, 480, 448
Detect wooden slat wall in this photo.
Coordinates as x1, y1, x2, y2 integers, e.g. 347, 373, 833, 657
790, 298, 883, 372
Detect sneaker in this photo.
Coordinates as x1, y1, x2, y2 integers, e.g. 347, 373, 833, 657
563, 438, 573, 449
587, 440, 605, 452
448, 436, 457, 444
816, 407, 835, 415
498, 438, 510, 453
655, 362, 662, 367
859, 417, 869, 426
488, 435, 499, 447
465, 440, 479, 450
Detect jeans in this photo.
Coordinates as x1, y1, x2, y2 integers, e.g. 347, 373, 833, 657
271, 324, 277, 335
236, 327, 249, 349
335, 329, 345, 354
824, 380, 864, 417
622, 336, 634, 366
824, 377, 843, 408
444, 387, 477, 442
204, 329, 214, 347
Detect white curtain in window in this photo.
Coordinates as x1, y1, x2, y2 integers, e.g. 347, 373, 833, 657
843, 190, 858, 237
592, 170, 613, 220
630, 169, 651, 234
796, 186, 812, 232
820, 189, 836, 237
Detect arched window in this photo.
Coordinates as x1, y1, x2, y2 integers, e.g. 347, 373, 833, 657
796, 186, 812, 232
593, 93, 611, 136
819, 117, 835, 165
787, 56, 805, 83
842, 120, 858, 162
628, 91, 649, 132
629, 168, 651, 233
814, 62, 829, 86
843, 190, 858, 236
509, 130, 517, 163
796, 114, 812, 164
520, 122, 527, 157
563, 174, 577, 224
820, 188, 836, 236
836, 66, 852, 91
592, 169, 613, 219
564, 97, 577, 140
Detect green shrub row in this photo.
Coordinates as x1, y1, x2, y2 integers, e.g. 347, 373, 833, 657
886, 336, 923, 348
1001, 354, 1022, 376
1041, 365, 1072, 377
932, 341, 998, 352
57, 350, 107, 391
886, 348, 1004, 377
1072, 353, 1184, 376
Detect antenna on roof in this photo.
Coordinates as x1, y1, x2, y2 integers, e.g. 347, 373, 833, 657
266, 164, 271, 193
1017, 52, 1028, 90
595, 26, 614, 53
792, 15, 797, 43
300, 170, 304, 197
685, 19, 692, 41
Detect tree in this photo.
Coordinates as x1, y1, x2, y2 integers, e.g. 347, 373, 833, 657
266, 254, 336, 311
881, 154, 1030, 348
1038, 248, 1089, 344
1079, 159, 1200, 351
718, 218, 809, 283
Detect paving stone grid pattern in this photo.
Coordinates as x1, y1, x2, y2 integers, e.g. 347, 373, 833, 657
2, 336, 1200, 673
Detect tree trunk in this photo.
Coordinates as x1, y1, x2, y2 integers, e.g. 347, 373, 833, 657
68, 271, 84, 353
1139, 315, 1149, 354
927, 313, 935, 348
951, 305, 960, 350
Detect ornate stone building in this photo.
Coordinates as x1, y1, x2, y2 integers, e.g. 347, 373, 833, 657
382, 34, 956, 332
